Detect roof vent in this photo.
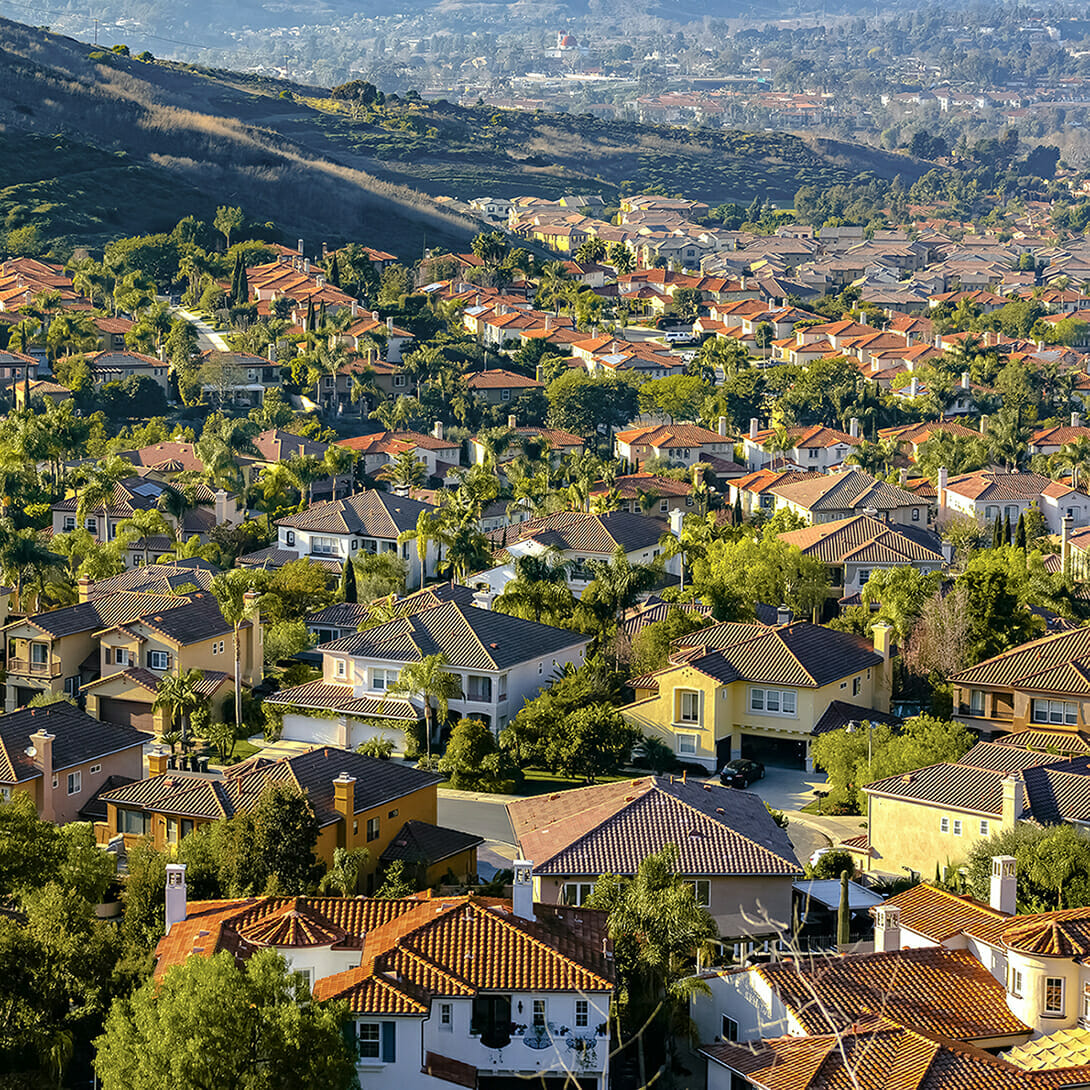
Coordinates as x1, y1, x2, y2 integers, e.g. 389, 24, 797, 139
703, 783, 713, 790
902, 773, 914, 784
716, 807, 724, 814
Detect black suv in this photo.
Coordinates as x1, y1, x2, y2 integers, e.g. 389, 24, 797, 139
719, 758, 765, 788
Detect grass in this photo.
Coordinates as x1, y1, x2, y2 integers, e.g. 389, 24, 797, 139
220, 738, 261, 766
437, 768, 638, 796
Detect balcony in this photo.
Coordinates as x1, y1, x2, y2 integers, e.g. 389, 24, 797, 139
7, 658, 62, 679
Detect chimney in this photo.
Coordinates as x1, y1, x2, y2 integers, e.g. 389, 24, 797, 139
213, 489, 230, 527
333, 773, 356, 841
297, 238, 304, 256
668, 509, 685, 537
749, 417, 760, 440
979, 414, 989, 435
386, 317, 394, 334
351, 300, 358, 318
472, 589, 495, 611
718, 416, 728, 437
545, 314, 553, 331
29, 728, 55, 822
77, 576, 94, 604
322, 241, 328, 256
433, 421, 444, 441
937, 465, 948, 512
1001, 773, 1024, 829
872, 623, 893, 709
873, 904, 901, 953
849, 417, 860, 438
266, 343, 275, 362
507, 415, 517, 429
242, 590, 263, 686
148, 746, 169, 778
908, 377, 918, 398
303, 259, 310, 276
512, 859, 535, 921
961, 371, 970, 389
776, 604, 793, 625
1073, 411, 1082, 429
315, 274, 325, 288
1063, 514, 1074, 578
157, 346, 166, 361
899, 467, 908, 486
165, 863, 187, 935
372, 311, 380, 322
990, 855, 1017, 915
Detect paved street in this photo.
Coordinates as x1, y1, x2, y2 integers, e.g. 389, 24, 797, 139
172, 305, 231, 351
437, 790, 519, 878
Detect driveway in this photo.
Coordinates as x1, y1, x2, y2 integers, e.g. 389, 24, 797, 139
437, 790, 519, 879
172, 305, 232, 351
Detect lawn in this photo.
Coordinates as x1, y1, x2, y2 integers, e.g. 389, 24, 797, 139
220, 739, 262, 766
438, 768, 638, 796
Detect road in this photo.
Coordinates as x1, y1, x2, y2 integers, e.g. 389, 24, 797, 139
437, 790, 519, 878
172, 306, 232, 352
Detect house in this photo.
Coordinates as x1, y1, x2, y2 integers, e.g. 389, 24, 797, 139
335, 429, 461, 483
195, 350, 283, 407
474, 511, 674, 596
939, 470, 1070, 531
760, 469, 928, 526
82, 350, 170, 392
778, 514, 945, 600
614, 422, 735, 469
878, 419, 982, 461
154, 867, 614, 1089
464, 369, 544, 405
3, 575, 257, 717
100, 747, 441, 881
507, 776, 801, 941
238, 491, 438, 588
588, 473, 696, 519
51, 476, 236, 566
378, 820, 483, 887
741, 422, 863, 473
13, 378, 71, 409
249, 429, 354, 502
306, 584, 477, 645
468, 426, 585, 470
0, 702, 145, 823
1027, 415, 1090, 457
272, 599, 589, 743
622, 620, 892, 771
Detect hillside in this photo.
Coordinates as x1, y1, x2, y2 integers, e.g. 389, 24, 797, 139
0, 17, 926, 258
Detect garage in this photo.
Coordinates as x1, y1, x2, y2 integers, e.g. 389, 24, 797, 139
99, 697, 155, 734
740, 733, 808, 770
280, 712, 342, 746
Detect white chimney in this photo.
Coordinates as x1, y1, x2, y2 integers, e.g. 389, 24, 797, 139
297, 238, 304, 256
266, 343, 275, 362
980, 414, 989, 435
668, 508, 685, 536
386, 317, 394, 334
214, 489, 230, 526
1002, 773, 1024, 828
908, 377, 919, 398
315, 274, 326, 288
472, 589, 495, 611
718, 416, 728, 437
433, 421, 444, 441
512, 859, 534, 921
303, 258, 310, 275
165, 863, 187, 934
874, 904, 901, 953
749, 417, 760, 439
776, 604, 793, 625
350, 300, 358, 318
961, 371, 970, 389
1073, 411, 1082, 429
849, 417, 860, 438
507, 415, 517, 429
372, 311, 380, 322
937, 465, 948, 511
990, 855, 1017, 915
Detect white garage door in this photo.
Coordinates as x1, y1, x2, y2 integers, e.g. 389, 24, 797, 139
280, 713, 341, 745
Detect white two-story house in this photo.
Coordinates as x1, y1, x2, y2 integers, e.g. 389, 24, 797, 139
238, 490, 439, 588
267, 598, 590, 748
157, 861, 614, 1090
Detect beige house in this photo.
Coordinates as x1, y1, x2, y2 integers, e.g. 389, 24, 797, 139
0, 702, 146, 824
507, 776, 801, 942
622, 620, 892, 771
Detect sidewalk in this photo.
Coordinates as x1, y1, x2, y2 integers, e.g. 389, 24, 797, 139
173, 306, 231, 351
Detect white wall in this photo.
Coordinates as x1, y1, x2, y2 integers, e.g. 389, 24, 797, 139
691, 969, 795, 1044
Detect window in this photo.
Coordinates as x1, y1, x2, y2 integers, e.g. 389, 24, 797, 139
980, 820, 990, 836
969, 689, 985, 716
336, 659, 346, 678
660, 499, 669, 513
532, 999, 547, 1027
689, 879, 711, 908
372, 668, 394, 690
808, 447, 819, 459
65, 675, 79, 696
1045, 977, 1065, 1016
212, 640, 224, 655
67, 771, 82, 795
394, 375, 406, 387
119, 808, 150, 835
148, 651, 170, 670
941, 817, 950, 833
678, 690, 700, 723
562, 882, 594, 906
439, 1003, 453, 1031
985, 505, 1000, 521
677, 732, 698, 757
912, 508, 921, 521
63, 515, 75, 531
166, 817, 195, 843
466, 675, 492, 702
721, 1016, 739, 1042
116, 648, 130, 667
857, 570, 871, 586
286, 530, 295, 547
366, 817, 380, 842
1032, 699, 1079, 726
750, 688, 796, 716
498, 673, 508, 701
85, 517, 97, 533
358, 1023, 381, 1059
501, 388, 511, 401
575, 1000, 589, 1028
1008, 967, 1024, 998
312, 536, 338, 555
1082, 981, 1090, 1023
90, 763, 101, 775
852, 677, 861, 697
471, 996, 511, 1049
952, 819, 962, 836
30, 643, 48, 665
0, 787, 9, 803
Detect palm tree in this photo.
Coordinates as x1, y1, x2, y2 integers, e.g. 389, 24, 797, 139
493, 550, 574, 625
46, 312, 99, 364
69, 258, 112, 308
377, 449, 427, 497
0, 521, 62, 612
75, 457, 134, 533
153, 668, 206, 752
313, 341, 349, 415
211, 569, 261, 732
386, 653, 463, 758
116, 507, 176, 567
1050, 436, 1090, 490
398, 509, 445, 590
578, 546, 661, 640
437, 522, 492, 583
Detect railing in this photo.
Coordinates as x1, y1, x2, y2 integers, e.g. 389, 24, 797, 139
7, 658, 62, 678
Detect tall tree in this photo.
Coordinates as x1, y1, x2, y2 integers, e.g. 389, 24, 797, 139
386, 653, 462, 758
339, 559, 358, 604
211, 569, 261, 731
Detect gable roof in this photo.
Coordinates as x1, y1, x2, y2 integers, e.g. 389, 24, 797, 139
878, 883, 1012, 946
488, 510, 664, 555
379, 820, 484, 866
951, 626, 1090, 691
275, 490, 435, 537
507, 776, 800, 879
319, 600, 587, 671
779, 513, 944, 566
770, 469, 920, 514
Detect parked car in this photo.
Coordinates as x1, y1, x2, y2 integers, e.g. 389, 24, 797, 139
719, 758, 765, 788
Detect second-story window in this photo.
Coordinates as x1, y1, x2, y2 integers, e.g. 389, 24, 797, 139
286, 530, 295, 547
1045, 977, 1065, 1016
367, 817, 380, 842
148, 651, 170, 670
532, 1000, 546, 1027
466, 675, 492, 702
969, 690, 985, 716
312, 536, 338, 555
575, 1000, 589, 1028
30, 643, 49, 666
1032, 699, 1078, 726
677, 690, 700, 723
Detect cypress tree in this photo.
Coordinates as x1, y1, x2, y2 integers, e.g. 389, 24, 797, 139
1014, 511, 1027, 551
328, 250, 340, 287
318, 300, 327, 330
992, 515, 1003, 549
1004, 510, 1012, 546
236, 260, 249, 306
305, 296, 316, 333
837, 869, 851, 947
733, 492, 744, 524
340, 559, 357, 604
229, 251, 242, 304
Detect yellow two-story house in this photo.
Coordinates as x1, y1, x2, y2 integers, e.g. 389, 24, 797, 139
622, 619, 892, 771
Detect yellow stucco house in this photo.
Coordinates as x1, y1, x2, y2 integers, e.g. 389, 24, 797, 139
622, 619, 892, 771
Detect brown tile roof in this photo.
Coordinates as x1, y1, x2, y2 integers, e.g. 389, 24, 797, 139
275, 489, 435, 536
423, 1052, 477, 1088
778, 513, 943, 566
770, 469, 920, 514
1003, 907, 1090, 958
465, 369, 543, 390
950, 626, 1090, 690
878, 884, 1012, 946
487, 510, 664, 555
702, 1021, 1068, 1089
334, 430, 459, 455
615, 423, 726, 448
943, 470, 1052, 504
507, 776, 800, 879
756, 947, 1030, 1041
